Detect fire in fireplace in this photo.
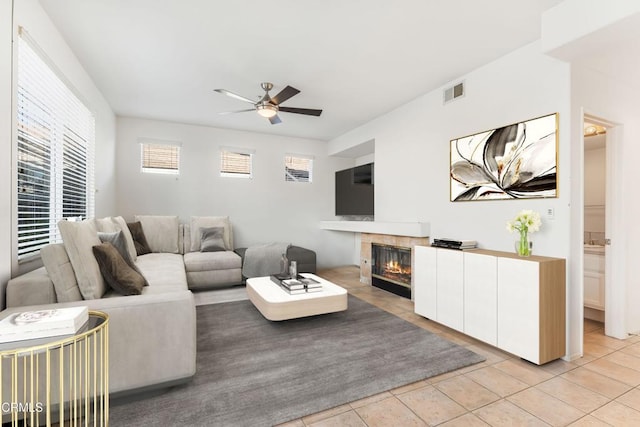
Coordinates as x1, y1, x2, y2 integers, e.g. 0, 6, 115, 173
371, 243, 411, 299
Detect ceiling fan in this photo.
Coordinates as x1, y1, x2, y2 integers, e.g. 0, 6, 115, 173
214, 82, 322, 125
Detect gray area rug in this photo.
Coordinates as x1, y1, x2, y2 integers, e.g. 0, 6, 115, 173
110, 296, 485, 427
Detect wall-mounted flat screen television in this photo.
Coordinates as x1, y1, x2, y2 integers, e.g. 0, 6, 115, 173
335, 163, 374, 216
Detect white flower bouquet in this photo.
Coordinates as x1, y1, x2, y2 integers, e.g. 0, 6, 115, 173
506, 210, 541, 256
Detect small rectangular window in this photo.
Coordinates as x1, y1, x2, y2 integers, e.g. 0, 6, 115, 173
140, 139, 180, 175
285, 154, 313, 183
221, 148, 254, 178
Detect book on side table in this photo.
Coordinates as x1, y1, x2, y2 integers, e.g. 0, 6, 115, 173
271, 275, 323, 294
0, 306, 89, 343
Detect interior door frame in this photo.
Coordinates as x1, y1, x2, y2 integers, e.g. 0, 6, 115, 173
582, 112, 626, 339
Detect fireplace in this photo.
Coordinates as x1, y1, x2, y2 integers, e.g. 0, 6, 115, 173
371, 243, 412, 299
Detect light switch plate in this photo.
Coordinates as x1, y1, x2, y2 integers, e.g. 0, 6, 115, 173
546, 207, 555, 220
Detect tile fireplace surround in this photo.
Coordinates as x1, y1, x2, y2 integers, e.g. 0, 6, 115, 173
360, 233, 430, 298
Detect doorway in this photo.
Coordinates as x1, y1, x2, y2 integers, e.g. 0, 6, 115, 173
583, 119, 606, 322
582, 113, 625, 340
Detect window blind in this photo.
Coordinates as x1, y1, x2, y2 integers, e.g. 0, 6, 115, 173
16, 29, 95, 260
220, 148, 253, 178
140, 140, 180, 174
285, 155, 313, 183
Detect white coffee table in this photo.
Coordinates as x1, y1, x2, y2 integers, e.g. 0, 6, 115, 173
246, 273, 348, 321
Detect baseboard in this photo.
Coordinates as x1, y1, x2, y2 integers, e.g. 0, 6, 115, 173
584, 307, 605, 323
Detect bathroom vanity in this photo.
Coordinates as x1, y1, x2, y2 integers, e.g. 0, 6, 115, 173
584, 244, 605, 314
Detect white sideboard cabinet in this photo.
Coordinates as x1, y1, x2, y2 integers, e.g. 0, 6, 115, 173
414, 246, 566, 365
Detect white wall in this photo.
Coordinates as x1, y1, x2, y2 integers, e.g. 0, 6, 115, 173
1, 0, 116, 292
584, 146, 605, 234
0, 1, 13, 309
584, 147, 605, 207
330, 41, 570, 254
115, 117, 355, 268
329, 41, 574, 355
583, 145, 605, 234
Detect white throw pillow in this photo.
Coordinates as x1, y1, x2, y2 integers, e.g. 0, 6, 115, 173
58, 219, 107, 300
134, 215, 180, 253
190, 216, 233, 252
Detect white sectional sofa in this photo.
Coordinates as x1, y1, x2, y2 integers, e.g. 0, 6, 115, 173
2, 214, 243, 397
1, 213, 320, 406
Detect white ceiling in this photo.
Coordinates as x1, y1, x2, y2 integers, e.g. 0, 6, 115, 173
39, 0, 562, 141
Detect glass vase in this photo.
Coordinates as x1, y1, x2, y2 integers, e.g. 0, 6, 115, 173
515, 231, 532, 256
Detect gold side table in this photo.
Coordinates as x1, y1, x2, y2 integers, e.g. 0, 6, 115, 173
0, 310, 109, 426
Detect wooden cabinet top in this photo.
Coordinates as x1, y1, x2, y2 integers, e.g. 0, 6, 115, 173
417, 246, 565, 263
467, 248, 565, 263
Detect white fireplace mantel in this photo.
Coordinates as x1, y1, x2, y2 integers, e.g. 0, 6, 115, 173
319, 221, 430, 238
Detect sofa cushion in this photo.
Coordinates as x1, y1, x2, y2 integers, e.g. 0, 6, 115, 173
183, 251, 241, 273
95, 217, 119, 233
190, 216, 233, 252
58, 219, 107, 300
186, 269, 242, 290
112, 216, 138, 262
6, 267, 58, 307
135, 215, 180, 253
127, 221, 152, 256
92, 242, 146, 296
134, 253, 188, 290
200, 227, 226, 252
41, 243, 83, 302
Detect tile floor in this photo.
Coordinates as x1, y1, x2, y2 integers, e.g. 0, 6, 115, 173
276, 266, 640, 426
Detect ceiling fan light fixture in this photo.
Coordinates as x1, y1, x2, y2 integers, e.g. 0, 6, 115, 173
256, 104, 278, 118
214, 83, 322, 125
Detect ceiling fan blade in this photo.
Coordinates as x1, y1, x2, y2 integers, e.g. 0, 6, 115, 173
271, 86, 300, 105
218, 109, 255, 115
214, 89, 256, 104
279, 106, 323, 116
269, 114, 282, 125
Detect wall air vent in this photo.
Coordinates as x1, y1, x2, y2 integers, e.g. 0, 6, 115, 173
443, 81, 465, 104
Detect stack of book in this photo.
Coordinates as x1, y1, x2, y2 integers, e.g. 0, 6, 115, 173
0, 306, 89, 343
271, 275, 323, 295
431, 238, 477, 250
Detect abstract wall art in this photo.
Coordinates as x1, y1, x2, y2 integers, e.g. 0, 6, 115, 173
450, 113, 558, 201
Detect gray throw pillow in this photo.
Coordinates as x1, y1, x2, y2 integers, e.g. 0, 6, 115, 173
98, 231, 149, 286
200, 227, 226, 252
111, 216, 138, 262
98, 231, 131, 262
190, 216, 232, 251
92, 242, 146, 296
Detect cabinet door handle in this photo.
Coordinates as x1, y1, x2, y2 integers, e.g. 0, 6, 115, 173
605, 238, 611, 245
